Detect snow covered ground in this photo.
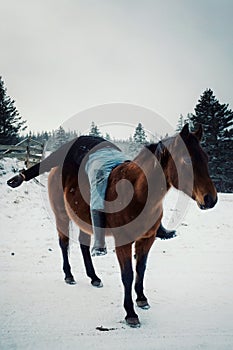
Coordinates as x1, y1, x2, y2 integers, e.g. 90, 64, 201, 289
1, 158, 233, 350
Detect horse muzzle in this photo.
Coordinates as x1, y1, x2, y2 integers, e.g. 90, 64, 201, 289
197, 193, 218, 210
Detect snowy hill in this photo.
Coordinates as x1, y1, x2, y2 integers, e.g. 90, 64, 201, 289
1, 158, 233, 349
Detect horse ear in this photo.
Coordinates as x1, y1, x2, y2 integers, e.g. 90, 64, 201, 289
180, 123, 189, 140
194, 124, 203, 141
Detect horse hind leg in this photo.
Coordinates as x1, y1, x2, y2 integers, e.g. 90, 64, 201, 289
115, 243, 140, 328
134, 233, 156, 309
48, 168, 75, 284
57, 215, 76, 285
79, 230, 103, 288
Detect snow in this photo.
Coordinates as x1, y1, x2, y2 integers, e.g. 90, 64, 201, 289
1, 158, 233, 349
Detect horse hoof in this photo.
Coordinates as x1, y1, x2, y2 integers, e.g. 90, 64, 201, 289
136, 300, 150, 309
91, 280, 103, 288
65, 277, 76, 285
125, 317, 141, 328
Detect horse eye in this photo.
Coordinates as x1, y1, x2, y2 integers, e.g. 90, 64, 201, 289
183, 156, 192, 165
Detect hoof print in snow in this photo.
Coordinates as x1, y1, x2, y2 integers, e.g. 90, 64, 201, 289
181, 222, 188, 226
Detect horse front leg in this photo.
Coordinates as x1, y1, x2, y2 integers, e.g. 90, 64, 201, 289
134, 233, 156, 309
79, 230, 103, 288
115, 243, 140, 327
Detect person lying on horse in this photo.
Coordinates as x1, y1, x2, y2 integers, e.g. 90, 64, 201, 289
7, 135, 176, 256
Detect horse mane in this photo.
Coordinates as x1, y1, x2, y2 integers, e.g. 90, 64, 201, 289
144, 135, 176, 165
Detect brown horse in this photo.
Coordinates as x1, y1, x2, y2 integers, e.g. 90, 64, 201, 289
7, 124, 217, 327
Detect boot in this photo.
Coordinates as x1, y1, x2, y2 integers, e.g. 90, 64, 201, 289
91, 209, 107, 256
156, 223, 176, 240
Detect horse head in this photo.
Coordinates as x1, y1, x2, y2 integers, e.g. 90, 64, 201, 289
166, 123, 217, 210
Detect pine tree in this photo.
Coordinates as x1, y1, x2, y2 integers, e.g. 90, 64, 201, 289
0, 77, 27, 144
190, 89, 233, 192
176, 114, 191, 131
89, 122, 101, 137
133, 123, 147, 144
54, 126, 68, 148
190, 89, 233, 149
67, 130, 78, 141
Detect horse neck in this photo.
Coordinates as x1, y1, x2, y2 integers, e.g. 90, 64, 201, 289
134, 137, 175, 195
132, 143, 173, 204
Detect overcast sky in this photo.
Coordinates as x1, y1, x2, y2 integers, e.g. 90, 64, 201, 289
1, 0, 233, 137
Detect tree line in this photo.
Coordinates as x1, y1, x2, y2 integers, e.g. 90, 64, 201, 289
0, 76, 232, 192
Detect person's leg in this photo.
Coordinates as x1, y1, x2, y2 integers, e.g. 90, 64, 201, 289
91, 209, 107, 256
